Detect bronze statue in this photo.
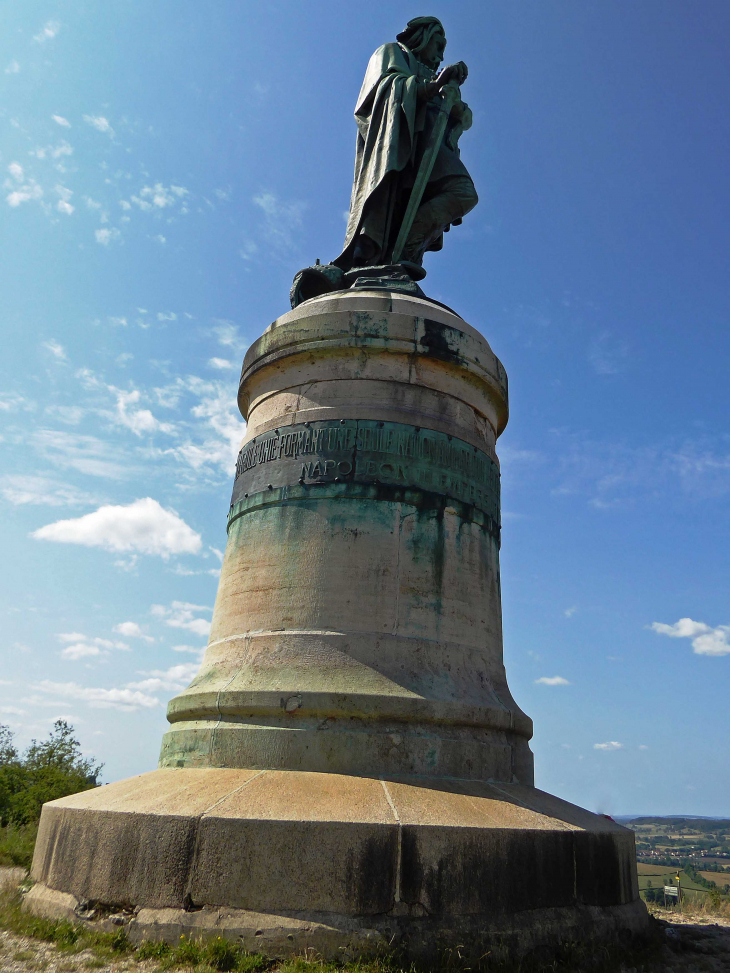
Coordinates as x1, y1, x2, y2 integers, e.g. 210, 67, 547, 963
291, 17, 477, 307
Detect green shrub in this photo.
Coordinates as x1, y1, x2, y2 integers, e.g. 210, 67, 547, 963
0, 821, 37, 869
0, 721, 102, 829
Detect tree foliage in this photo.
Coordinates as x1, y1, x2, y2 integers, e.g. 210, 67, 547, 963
0, 720, 102, 826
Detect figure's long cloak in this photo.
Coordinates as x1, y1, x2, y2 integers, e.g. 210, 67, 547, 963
334, 42, 425, 268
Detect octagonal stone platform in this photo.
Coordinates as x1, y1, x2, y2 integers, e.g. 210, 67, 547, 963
28, 767, 645, 961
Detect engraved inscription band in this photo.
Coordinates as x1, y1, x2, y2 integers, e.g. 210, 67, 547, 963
230, 420, 500, 526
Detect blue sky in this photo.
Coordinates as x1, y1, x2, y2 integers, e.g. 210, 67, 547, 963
1, 0, 728, 816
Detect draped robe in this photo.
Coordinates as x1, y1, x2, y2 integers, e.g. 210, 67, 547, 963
334, 42, 471, 270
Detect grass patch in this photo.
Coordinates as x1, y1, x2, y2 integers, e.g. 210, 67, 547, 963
0, 887, 130, 958
0, 885, 670, 973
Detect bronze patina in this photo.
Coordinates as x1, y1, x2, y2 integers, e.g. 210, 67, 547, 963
291, 16, 478, 307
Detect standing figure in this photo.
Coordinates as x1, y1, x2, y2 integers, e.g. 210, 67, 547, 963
334, 16, 478, 274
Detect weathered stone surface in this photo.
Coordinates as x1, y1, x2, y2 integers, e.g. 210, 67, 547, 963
28, 290, 648, 956
160, 291, 530, 783
30, 768, 646, 959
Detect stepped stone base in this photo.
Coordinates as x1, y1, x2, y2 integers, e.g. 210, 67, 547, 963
29, 768, 648, 961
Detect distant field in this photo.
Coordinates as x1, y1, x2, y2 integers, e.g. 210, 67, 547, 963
636, 868, 707, 893
637, 863, 676, 876
699, 871, 730, 886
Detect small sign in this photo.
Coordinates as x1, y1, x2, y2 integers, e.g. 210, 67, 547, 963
664, 885, 679, 897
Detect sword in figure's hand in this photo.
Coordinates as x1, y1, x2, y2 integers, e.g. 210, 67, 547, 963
391, 80, 461, 265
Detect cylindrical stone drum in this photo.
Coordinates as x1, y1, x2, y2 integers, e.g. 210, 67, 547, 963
160, 289, 534, 784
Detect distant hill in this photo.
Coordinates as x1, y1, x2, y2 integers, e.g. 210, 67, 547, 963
615, 815, 730, 824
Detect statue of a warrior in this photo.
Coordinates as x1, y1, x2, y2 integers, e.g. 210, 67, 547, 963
336, 16, 477, 272
291, 16, 477, 307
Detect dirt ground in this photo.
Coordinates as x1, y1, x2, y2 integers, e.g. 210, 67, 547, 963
0, 926, 159, 973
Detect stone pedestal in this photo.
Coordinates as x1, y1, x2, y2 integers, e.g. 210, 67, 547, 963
28, 290, 648, 960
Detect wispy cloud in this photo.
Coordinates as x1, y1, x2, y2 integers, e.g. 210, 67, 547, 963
95, 227, 121, 246
33, 20, 61, 43
113, 621, 154, 643
0, 475, 98, 508
5, 162, 43, 208
650, 617, 730, 657
126, 662, 198, 694
594, 741, 623, 751
52, 114, 70, 128
5, 61, 20, 75
34, 680, 158, 711
252, 190, 306, 252
32, 497, 202, 559
527, 430, 730, 509
57, 632, 129, 661
43, 339, 67, 361
32, 430, 131, 479
208, 358, 234, 370
130, 184, 188, 212
151, 601, 211, 637
113, 388, 175, 436
83, 115, 114, 138
588, 330, 629, 375
171, 644, 205, 657
534, 676, 571, 686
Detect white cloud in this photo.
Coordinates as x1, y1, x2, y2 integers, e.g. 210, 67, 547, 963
212, 320, 246, 355
43, 339, 67, 360
172, 644, 205, 657
114, 621, 154, 643
126, 662, 199, 694
114, 389, 175, 436
5, 61, 20, 75
650, 617, 730, 657
157, 312, 177, 322
35, 680, 158, 711
594, 741, 623, 751
57, 632, 129, 661
152, 375, 245, 475
534, 676, 571, 686
152, 601, 211, 636
32, 497, 203, 559
0, 392, 35, 412
638, 744, 649, 750
154, 234, 166, 244
564, 606, 578, 618
0, 475, 98, 508
5, 163, 43, 208
83, 115, 114, 137
52, 114, 70, 127
33, 21, 61, 43
208, 358, 234, 370
50, 141, 73, 159
60, 642, 103, 660
130, 183, 188, 212
57, 200, 74, 215
95, 227, 121, 246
